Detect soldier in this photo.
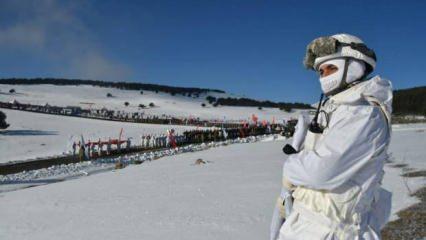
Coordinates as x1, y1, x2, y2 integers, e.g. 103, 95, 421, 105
107, 138, 112, 155
272, 34, 392, 240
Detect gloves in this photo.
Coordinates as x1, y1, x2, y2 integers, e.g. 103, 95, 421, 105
283, 114, 310, 155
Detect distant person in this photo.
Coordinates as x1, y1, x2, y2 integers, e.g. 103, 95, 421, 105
107, 138, 112, 155
146, 135, 151, 148
222, 128, 228, 140
86, 140, 91, 159
140, 135, 145, 149
126, 138, 131, 151
117, 139, 121, 152
72, 142, 77, 156
169, 129, 177, 148
98, 138, 103, 157
90, 142, 96, 158
78, 144, 85, 161
271, 34, 393, 240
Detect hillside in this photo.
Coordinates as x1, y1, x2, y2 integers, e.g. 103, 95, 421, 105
0, 78, 312, 111
393, 86, 426, 115
0, 84, 304, 162
0, 83, 303, 122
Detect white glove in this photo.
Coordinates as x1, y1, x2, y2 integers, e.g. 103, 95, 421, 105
291, 114, 310, 151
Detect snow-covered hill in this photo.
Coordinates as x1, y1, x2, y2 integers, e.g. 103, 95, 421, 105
0, 84, 305, 163
0, 124, 424, 240
0, 84, 301, 121
0, 109, 197, 163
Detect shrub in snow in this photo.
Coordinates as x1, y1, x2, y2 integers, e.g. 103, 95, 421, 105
258, 106, 263, 110
201, 103, 206, 107
9, 89, 15, 93
194, 158, 206, 165
0, 111, 10, 129
115, 162, 125, 169
149, 102, 155, 107
106, 93, 113, 98
138, 104, 146, 109
280, 106, 292, 112
140, 91, 143, 95
124, 102, 130, 107
206, 96, 217, 104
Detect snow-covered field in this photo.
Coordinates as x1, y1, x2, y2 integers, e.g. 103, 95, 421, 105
0, 109, 198, 163
0, 84, 303, 163
0, 124, 424, 240
0, 84, 300, 121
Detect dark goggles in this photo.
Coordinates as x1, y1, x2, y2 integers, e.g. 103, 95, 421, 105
303, 37, 376, 70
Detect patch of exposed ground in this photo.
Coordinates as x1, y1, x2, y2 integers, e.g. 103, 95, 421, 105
382, 186, 425, 240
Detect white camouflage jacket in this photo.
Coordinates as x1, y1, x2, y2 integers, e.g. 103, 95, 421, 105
279, 76, 393, 240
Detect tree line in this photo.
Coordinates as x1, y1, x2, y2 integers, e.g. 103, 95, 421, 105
0, 78, 225, 95
205, 96, 313, 111
393, 86, 426, 115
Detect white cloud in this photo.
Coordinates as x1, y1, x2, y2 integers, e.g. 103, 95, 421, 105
0, 0, 133, 81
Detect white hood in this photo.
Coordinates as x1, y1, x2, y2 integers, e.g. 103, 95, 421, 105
330, 75, 393, 117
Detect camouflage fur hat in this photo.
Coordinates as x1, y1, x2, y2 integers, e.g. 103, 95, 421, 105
303, 34, 376, 74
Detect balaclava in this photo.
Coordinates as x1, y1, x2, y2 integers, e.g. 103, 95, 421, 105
318, 58, 366, 96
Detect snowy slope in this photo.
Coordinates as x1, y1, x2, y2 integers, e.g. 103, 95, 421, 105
0, 84, 301, 121
0, 109, 197, 163
0, 84, 305, 163
0, 124, 424, 240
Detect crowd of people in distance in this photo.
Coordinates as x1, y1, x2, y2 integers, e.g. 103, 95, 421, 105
71, 124, 285, 161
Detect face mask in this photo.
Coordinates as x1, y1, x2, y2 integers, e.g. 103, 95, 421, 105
319, 58, 366, 95
319, 59, 345, 95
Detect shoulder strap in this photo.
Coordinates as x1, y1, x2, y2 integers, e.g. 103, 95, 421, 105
362, 95, 391, 131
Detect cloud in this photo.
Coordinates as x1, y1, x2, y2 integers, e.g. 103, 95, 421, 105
0, 0, 132, 81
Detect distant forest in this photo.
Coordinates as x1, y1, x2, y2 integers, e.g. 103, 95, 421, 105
0, 78, 225, 95
393, 86, 426, 115
205, 96, 312, 110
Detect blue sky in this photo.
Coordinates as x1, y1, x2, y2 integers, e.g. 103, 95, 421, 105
0, 0, 424, 103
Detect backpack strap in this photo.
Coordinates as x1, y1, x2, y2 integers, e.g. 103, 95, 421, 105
362, 95, 391, 131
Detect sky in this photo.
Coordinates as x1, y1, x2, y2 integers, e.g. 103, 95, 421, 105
0, 0, 424, 103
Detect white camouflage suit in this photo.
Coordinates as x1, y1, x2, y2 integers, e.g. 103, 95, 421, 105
277, 76, 393, 240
